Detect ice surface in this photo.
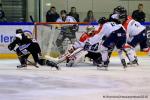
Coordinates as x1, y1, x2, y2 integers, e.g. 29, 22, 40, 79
0, 57, 150, 100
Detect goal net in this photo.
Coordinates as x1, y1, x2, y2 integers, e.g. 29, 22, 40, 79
34, 22, 90, 58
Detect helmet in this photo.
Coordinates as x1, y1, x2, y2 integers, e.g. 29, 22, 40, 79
86, 26, 95, 35
109, 14, 121, 24
98, 17, 108, 24
16, 29, 23, 34
113, 6, 127, 19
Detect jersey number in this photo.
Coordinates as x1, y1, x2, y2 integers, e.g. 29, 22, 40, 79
90, 43, 99, 51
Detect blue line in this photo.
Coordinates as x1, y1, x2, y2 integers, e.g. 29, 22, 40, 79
0, 22, 34, 25
0, 22, 150, 26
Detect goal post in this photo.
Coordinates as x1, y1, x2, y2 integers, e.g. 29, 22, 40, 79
34, 22, 90, 58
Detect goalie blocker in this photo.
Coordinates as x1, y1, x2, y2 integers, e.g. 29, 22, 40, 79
8, 29, 59, 70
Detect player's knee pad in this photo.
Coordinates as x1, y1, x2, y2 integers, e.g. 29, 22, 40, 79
124, 47, 136, 61
100, 45, 109, 62
100, 45, 108, 53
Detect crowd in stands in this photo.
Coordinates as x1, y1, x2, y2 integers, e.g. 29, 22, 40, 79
0, 3, 146, 23
46, 3, 146, 23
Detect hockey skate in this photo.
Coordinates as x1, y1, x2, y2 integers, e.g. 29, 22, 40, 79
121, 59, 127, 69
17, 64, 27, 68
46, 60, 60, 70
97, 61, 109, 71
127, 59, 139, 66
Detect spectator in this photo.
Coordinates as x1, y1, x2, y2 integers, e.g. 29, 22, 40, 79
0, 3, 7, 22
46, 6, 59, 22
83, 10, 96, 23
68, 7, 80, 22
132, 3, 146, 22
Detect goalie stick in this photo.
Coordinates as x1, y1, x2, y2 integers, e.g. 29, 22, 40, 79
45, 48, 84, 64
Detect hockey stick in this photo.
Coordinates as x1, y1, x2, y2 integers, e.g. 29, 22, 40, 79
13, 50, 39, 68
122, 49, 139, 66
122, 49, 130, 61
45, 48, 84, 64
30, 15, 35, 23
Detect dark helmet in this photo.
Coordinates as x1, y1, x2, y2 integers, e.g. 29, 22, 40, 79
16, 29, 23, 34
113, 6, 127, 19
60, 10, 67, 15
98, 17, 108, 24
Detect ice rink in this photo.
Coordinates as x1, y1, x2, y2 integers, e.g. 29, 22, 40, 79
0, 57, 150, 100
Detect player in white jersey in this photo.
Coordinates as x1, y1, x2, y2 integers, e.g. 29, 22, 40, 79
84, 18, 127, 69
56, 10, 78, 54
113, 6, 148, 65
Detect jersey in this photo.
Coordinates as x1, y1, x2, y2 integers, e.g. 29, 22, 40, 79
56, 16, 76, 23
87, 22, 124, 45
79, 32, 93, 42
123, 16, 146, 37
73, 25, 102, 49
73, 32, 93, 49
8, 33, 32, 50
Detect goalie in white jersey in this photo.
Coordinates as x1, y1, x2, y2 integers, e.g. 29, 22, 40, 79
84, 17, 127, 69
56, 10, 78, 54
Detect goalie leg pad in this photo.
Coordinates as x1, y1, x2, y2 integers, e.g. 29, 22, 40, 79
100, 45, 109, 62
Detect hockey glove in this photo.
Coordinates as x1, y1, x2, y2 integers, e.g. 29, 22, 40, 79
8, 44, 15, 51
84, 42, 91, 50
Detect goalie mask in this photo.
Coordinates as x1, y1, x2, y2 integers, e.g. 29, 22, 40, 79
86, 26, 95, 35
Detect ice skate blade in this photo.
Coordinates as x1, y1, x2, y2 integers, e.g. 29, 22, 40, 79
97, 66, 108, 71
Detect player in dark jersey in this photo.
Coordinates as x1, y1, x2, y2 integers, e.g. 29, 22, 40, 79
8, 29, 59, 70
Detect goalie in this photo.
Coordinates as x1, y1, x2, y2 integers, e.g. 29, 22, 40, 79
66, 25, 103, 67
56, 10, 78, 54
8, 29, 59, 70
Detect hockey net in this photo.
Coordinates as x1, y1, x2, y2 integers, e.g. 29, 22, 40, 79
34, 22, 90, 58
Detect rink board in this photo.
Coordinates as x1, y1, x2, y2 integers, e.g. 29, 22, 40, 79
0, 22, 150, 59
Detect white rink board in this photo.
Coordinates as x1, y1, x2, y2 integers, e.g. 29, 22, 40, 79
0, 57, 150, 100
0, 25, 34, 54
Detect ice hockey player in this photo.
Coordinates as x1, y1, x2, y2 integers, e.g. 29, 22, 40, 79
8, 29, 59, 70
84, 16, 127, 70
66, 25, 102, 67
56, 10, 78, 54
113, 6, 149, 65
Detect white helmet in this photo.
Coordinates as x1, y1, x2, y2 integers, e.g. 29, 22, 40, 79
86, 26, 95, 34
